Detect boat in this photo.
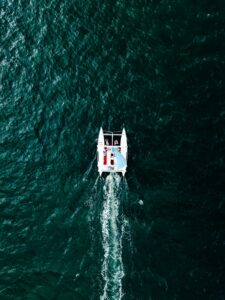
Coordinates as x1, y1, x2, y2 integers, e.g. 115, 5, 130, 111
97, 128, 128, 176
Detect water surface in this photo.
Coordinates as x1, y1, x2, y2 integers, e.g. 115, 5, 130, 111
1, 0, 225, 299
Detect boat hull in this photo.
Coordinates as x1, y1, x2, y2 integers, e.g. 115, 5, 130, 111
97, 128, 128, 176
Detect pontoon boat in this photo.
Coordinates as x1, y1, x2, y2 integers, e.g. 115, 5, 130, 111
97, 128, 128, 176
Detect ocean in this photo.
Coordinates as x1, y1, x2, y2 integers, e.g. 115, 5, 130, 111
1, 0, 225, 299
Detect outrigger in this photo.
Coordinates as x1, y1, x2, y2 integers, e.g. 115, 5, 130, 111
97, 128, 128, 176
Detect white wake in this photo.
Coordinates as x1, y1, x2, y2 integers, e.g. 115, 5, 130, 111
100, 174, 126, 300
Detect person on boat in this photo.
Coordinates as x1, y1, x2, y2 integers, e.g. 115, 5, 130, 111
103, 148, 107, 165
105, 139, 109, 145
114, 139, 119, 145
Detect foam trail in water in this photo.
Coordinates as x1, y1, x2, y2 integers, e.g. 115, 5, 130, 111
121, 178, 133, 253
100, 174, 125, 300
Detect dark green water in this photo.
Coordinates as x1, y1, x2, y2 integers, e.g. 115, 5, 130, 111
1, 0, 225, 299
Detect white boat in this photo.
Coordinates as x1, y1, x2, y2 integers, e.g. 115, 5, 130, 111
97, 128, 128, 176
